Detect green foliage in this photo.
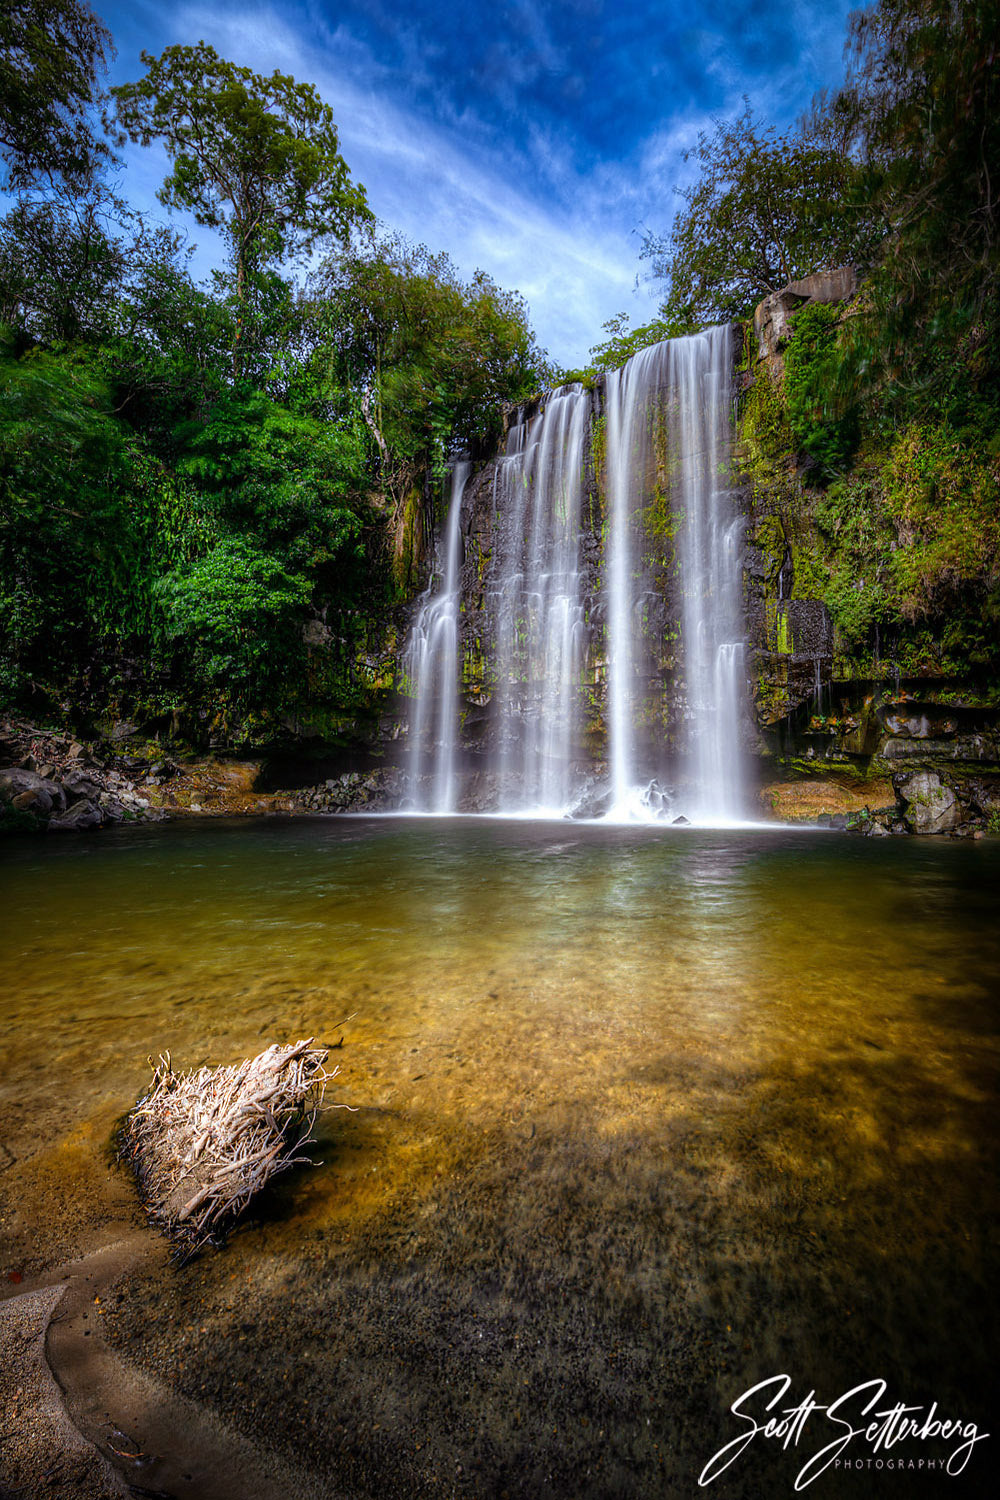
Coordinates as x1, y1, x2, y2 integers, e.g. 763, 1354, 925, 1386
0, 0, 113, 190
318, 235, 547, 463
111, 43, 373, 370
586, 313, 676, 374
739, 367, 796, 498
315, 234, 548, 588
816, 0, 1000, 418
883, 424, 1000, 627
0, 335, 209, 694
642, 103, 875, 327
174, 391, 369, 592
783, 303, 857, 478
155, 536, 311, 700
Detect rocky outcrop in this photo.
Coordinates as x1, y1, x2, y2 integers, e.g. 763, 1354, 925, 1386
0, 719, 297, 833
892, 770, 964, 834
0, 737, 169, 833
292, 767, 405, 813
753, 266, 858, 379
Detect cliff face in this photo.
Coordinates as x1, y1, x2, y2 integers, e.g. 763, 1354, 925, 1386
128, 284, 997, 835
740, 268, 1000, 830
443, 384, 692, 786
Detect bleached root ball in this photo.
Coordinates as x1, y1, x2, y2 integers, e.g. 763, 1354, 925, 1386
121, 1039, 333, 1261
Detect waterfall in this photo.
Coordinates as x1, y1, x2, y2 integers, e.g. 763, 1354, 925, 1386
406, 461, 470, 811
671, 328, 745, 821
403, 328, 745, 823
604, 326, 744, 822
487, 383, 590, 811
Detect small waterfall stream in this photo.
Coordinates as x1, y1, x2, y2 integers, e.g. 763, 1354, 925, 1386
405, 461, 469, 812
405, 329, 746, 821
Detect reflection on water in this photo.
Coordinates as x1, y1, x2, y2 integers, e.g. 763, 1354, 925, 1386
1, 819, 999, 1497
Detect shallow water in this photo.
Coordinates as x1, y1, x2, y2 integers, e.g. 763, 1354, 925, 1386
1, 818, 998, 1497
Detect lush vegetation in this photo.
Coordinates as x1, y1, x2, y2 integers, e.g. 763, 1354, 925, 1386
0, 10, 549, 740
655, 0, 1000, 680
1, 0, 998, 744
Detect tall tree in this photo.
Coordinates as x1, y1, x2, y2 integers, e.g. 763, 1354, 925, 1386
814, 0, 999, 407
0, 0, 113, 190
111, 44, 373, 372
642, 103, 876, 328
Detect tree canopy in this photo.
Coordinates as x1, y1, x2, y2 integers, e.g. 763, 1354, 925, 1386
111, 43, 373, 370
0, 0, 113, 189
815, 0, 1000, 407
642, 103, 877, 328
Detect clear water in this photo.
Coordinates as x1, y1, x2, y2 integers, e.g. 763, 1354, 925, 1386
1, 820, 997, 1497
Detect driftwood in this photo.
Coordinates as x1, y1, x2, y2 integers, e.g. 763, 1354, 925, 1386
120, 1039, 333, 1260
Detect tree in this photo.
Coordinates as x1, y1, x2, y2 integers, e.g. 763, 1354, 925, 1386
0, 183, 129, 345
642, 103, 876, 328
0, 0, 113, 189
586, 312, 674, 375
314, 234, 548, 586
110, 44, 373, 370
813, 0, 1000, 412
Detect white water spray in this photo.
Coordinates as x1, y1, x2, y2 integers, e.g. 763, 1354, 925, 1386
406, 461, 469, 811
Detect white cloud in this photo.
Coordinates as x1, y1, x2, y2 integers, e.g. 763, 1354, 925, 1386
108, 1, 673, 365
97, 0, 856, 366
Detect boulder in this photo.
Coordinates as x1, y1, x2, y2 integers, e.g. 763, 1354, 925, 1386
893, 770, 964, 835
48, 797, 103, 831
753, 267, 858, 377
0, 768, 66, 813
12, 787, 50, 813
62, 770, 102, 798
567, 782, 613, 820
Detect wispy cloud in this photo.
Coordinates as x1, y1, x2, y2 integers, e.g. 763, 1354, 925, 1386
98, 0, 856, 365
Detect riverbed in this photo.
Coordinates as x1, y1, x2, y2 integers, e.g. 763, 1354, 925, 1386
1, 817, 997, 1497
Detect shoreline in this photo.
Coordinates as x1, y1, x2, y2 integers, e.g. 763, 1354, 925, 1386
2, 715, 995, 840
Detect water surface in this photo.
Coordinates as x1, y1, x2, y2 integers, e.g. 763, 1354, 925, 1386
1, 818, 997, 1497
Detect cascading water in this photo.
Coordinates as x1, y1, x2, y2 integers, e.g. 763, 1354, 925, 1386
405, 461, 469, 812
405, 328, 746, 822
604, 326, 744, 821
487, 383, 590, 811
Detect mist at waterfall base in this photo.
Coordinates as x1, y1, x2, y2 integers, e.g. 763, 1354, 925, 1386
405, 327, 750, 825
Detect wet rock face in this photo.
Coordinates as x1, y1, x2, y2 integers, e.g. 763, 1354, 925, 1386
893, 770, 964, 834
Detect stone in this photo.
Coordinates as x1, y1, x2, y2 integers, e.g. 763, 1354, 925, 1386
0, 769, 66, 813
302, 618, 332, 647
48, 798, 103, 831
12, 788, 48, 812
893, 770, 964, 835
62, 772, 101, 799
106, 720, 139, 743
754, 266, 858, 374
567, 784, 613, 820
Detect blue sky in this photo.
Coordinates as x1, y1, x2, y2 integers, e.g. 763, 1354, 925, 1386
95, 0, 857, 367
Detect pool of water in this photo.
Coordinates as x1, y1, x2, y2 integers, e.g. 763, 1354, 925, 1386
1, 817, 998, 1496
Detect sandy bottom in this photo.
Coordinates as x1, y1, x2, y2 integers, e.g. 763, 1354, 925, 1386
1, 818, 997, 1498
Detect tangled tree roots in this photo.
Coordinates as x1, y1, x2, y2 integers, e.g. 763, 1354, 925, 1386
121, 1040, 333, 1260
